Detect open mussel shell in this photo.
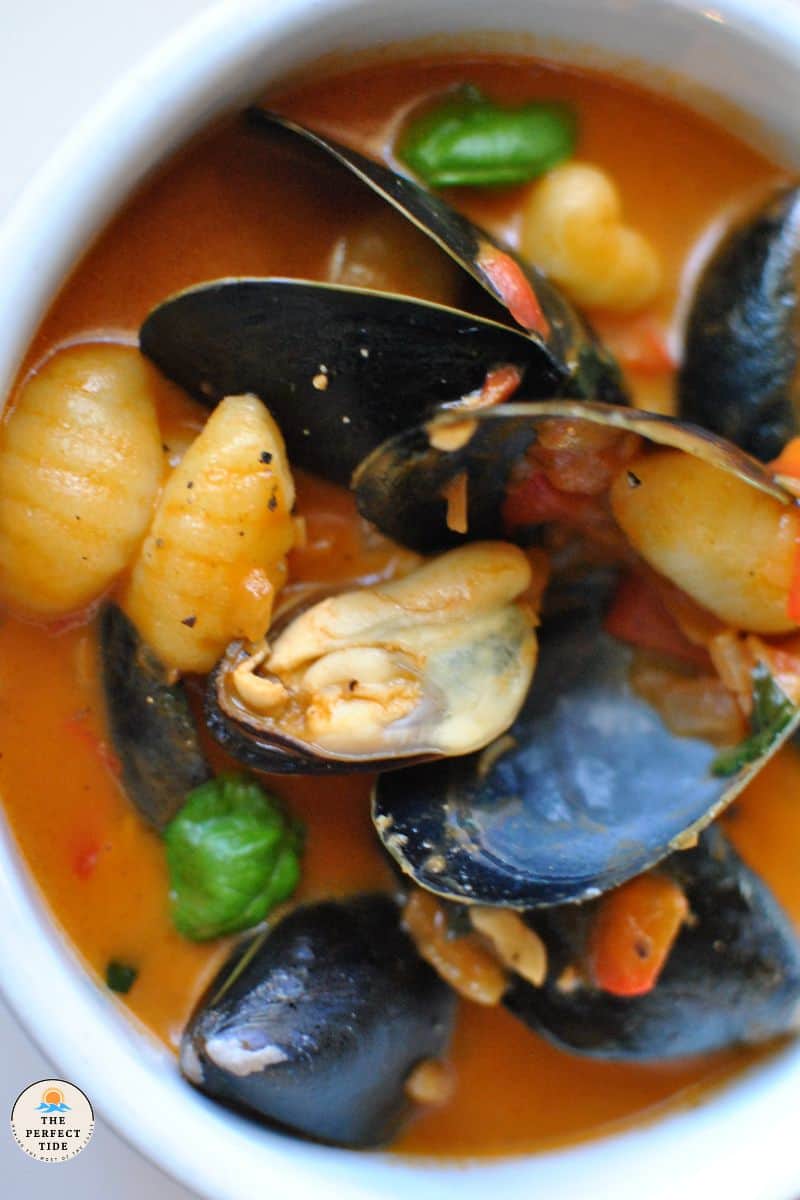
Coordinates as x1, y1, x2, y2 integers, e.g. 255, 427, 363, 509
180, 894, 456, 1147
504, 828, 800, 1059
140, 278, 548, 486
373, 594, 799, 908
370, 403, 799, 905
206, 543, 537, 774
354, 397, 792, 553
679, 185, 800, 459
99, 604, 210, 829
247, 107, 625, 403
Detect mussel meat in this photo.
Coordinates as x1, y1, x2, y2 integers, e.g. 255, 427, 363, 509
100, 604, 211, 829
679, 185, 800, 459
206, 542, 537, 772
504, 828, 800, 1059
180, 894, 456, 1147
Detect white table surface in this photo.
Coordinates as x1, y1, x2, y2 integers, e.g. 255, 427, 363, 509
0, 5, 216, 1195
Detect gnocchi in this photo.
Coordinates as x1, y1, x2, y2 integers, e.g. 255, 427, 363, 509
0, 343, 164, 618
122, 393, 296, 673
521, 162, 662, 312
610, 450, 800, 633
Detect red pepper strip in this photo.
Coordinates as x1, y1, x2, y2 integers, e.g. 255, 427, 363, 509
769, 440, 800, 623
590, 311, 675, 376
502, 468, 598, 529
604, 571, 711, 667
588, 873, 689, 997
476, 242, 551, 338
479, 363, 523, 408
788, 558, 800, 624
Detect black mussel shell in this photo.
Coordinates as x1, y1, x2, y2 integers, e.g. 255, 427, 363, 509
504, 828, 800, 1059
247, 107, 624, 405
180, 894, 456, 1147
353, 397, 791, 554
140, 278, 546, 485
679, 185, 800, 459
354, 408, 535, 553
373, 584, 800, 909
100, 604, 210, 829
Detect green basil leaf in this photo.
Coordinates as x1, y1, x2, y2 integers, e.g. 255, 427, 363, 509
711, 663, 794, 778
164, 774, 304, 941
399, 86, 577, 188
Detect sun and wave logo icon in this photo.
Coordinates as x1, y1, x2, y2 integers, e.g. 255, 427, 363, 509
11, 1078, 94, 1163
35, 1086, 71, 1114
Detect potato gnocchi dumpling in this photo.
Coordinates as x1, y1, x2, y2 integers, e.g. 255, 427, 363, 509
122, 393, 296, 674
610, 450, 800, 634
0, 343, 164, 618
521, 162, 662, 312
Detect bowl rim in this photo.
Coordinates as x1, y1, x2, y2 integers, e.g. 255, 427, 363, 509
3, 1, 800, 1197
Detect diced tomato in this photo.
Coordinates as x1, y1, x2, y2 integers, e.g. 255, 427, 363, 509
503, 468, 599, 529
588, 873, 689, 997
476, 242, 550, 337
73, 838, 101, 881
769, 441, 800, 624
604, 571, 710, 666
591, 311, 675, 376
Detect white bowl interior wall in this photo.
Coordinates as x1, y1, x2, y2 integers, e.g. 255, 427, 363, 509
1, 1, 800, 1198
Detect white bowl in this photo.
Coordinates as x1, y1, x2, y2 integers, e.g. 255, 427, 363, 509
2, 1, 800, 1197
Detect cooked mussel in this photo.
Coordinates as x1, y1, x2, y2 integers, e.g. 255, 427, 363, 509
368, 403, 800, 905
100, 604, 210, 829
180, 894, 456, 1147
679, 185, 800, 459
504, 828, 800, 1059
138, 110, 626, 487
206, 542, 537, 773
247, 108, 623, 400
354, 398, 792, 553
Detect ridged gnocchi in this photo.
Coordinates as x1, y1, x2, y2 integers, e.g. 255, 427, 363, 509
122, 393, 296, 673
521, 163, 662, 312
610, 450, 800, 634
0, 343, 164, 618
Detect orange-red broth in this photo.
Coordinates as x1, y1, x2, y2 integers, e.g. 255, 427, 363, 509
1, 55, 798, 1159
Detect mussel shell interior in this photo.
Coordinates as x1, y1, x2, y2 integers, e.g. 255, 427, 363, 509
504, 827, 800, 1059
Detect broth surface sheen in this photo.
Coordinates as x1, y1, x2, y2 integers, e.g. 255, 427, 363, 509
1, 54, 798, 1159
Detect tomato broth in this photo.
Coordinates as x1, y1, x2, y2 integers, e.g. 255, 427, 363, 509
1, 54, 798, 1158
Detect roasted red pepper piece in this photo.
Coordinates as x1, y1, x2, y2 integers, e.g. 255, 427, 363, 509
588, 873, 689, 997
